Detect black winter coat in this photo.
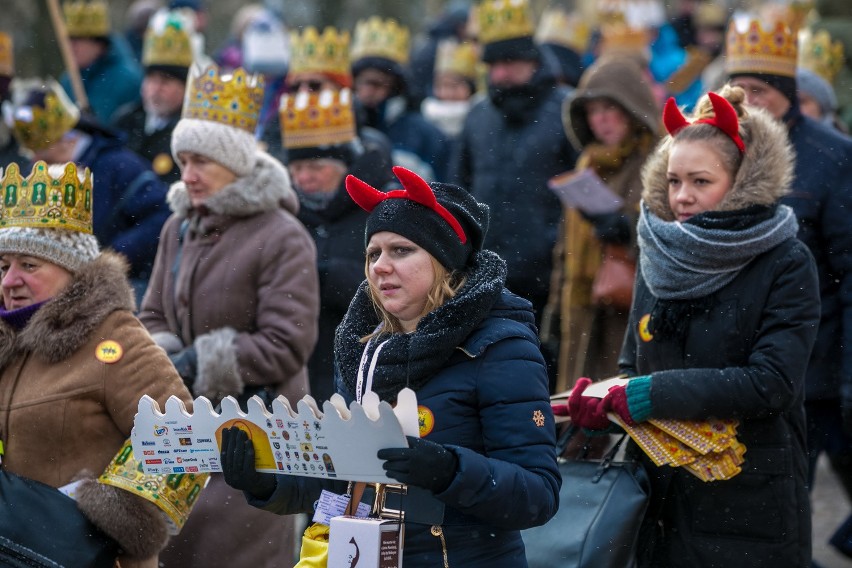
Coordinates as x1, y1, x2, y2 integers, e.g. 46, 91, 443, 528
112, 102, 182, 185
450, 69, 577, 313
619, 237, 819, 567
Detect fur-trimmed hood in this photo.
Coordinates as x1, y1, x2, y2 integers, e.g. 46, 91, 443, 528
0, 251, 135, 366
167, 151, 300, 219
641, 101, 794, 221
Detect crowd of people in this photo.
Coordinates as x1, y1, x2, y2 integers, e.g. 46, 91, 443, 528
0, 0, 851, 566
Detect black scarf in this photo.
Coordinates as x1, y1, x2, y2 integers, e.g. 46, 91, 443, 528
335, 250, 507, 403
487, 74, 554, 125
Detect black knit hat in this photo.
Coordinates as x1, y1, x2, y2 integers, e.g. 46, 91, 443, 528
346, 166, 489, 271
481, 36, 541, 64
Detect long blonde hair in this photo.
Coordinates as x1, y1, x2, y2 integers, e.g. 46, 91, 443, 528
362, 255, 467, 341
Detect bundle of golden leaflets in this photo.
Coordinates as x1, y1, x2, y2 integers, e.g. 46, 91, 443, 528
608, 415, 746, 482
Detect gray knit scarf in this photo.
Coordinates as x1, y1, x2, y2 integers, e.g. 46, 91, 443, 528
638, 201, 799, 301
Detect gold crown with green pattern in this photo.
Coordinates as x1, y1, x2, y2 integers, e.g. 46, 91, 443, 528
798, 28, 845, 84
435, 40, 480, 81
0, 33, 13, 77
63, 0, 110, 38
726, 19, 797, 78
9, 79, 80, 152
477, 0, 535, 45
0, 161, 93, 234
535, 8, 590, 55
350, 17, 410, 65
280, 88, 356, 149
290, 26, 351, 80
182, 63, 265, 134
142, 13, 195, 69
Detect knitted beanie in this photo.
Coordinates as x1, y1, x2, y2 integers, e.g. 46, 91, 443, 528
0, 227, 99, 272
171, 117, 257, 178
350, 167, 489, 272
796, 68, 838, 115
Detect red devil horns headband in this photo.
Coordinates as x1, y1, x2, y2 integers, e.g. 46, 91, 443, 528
345, 166, 468, 244
663, 92, 745, 154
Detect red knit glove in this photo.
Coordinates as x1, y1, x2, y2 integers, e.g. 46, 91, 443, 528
567, 378, 611, 430
602, 385, 635, 426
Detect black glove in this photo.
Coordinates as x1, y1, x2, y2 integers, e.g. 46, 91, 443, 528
220, 426, 278, 500
169, 345, 198, 388
582, 211, 632, 245
377, 436, 458, 494
843, 402, 852, 438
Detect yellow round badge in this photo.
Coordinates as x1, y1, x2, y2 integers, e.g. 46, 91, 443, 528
96, 340, 123, 363
152, 153, 174, 176
638, 314, 654, 343
418, 405, 435, 437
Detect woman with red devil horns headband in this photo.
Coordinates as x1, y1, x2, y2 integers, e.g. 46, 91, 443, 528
220, 166, 560, 566
567, 85, 820, 565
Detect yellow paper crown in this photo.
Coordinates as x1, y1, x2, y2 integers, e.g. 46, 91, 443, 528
142, 11, 195, 70
350, 17, 410, 65
290, 26, 351, 81
0, 161, 93, 234
535, 8, 590, 54
99, 439, 210, 535
599, 22, 652, 56
280, 88, 356, 150
798, 28, 845, 84
0, 33, 13, 77
63, 0, 110, 38
726, 19, 798, 78
435, 40, 480, 81
182, 63, 265, 134
478, 0, 535, 45
9, 79, 80, 152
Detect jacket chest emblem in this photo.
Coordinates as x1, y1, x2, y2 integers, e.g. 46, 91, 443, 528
418, 405, 435, 437
639, 314, 654, 343
96, 340, 123, 363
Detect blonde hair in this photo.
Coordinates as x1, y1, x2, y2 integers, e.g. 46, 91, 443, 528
362, 255, 467, 341
670, 85, 749, 179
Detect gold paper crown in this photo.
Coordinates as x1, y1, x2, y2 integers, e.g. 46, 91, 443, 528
0, 161, 93, 234
99, 439, 210, 535
63, 1, 110, 38
280, 88, 356, 150
477, 0, 535, 45
9, 79, 80, 152
182, 64, 265, 134
726, 19, 797, 78
798, 28, 845, 84
290, 27, 351, 81
0, 33, 13, 77
435, 40, 480, 81
599, 22, 652, 56
142, 12, 195, 69
350, 17, 410, 65
535, 8, 590, 54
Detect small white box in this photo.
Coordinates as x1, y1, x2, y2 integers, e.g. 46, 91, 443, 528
329, 515, 403, 568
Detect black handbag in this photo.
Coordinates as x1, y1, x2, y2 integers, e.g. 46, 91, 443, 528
522, 426, 650, 568
0, 469, 119, 568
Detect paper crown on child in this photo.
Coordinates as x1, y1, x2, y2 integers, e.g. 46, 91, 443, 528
279, 88, 356, 159
99, 439, 210, 535
0, 33, 13, 77
434, 39, 480, 82
798, 28, 845, 85
535, 8, 590, 55
725, 17, 798, 79
289, 26, 352, 87
350, 17, 410, 66
63, 0, 110, 38
0, 161, 93, 234
142, 9, 196, 74
5, 78, 80, 152
181, 63, 264, 134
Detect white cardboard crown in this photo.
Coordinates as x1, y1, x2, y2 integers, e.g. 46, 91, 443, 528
131, 389, 418, 483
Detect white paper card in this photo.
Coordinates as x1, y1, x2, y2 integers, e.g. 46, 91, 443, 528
548, 168, 624, 215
